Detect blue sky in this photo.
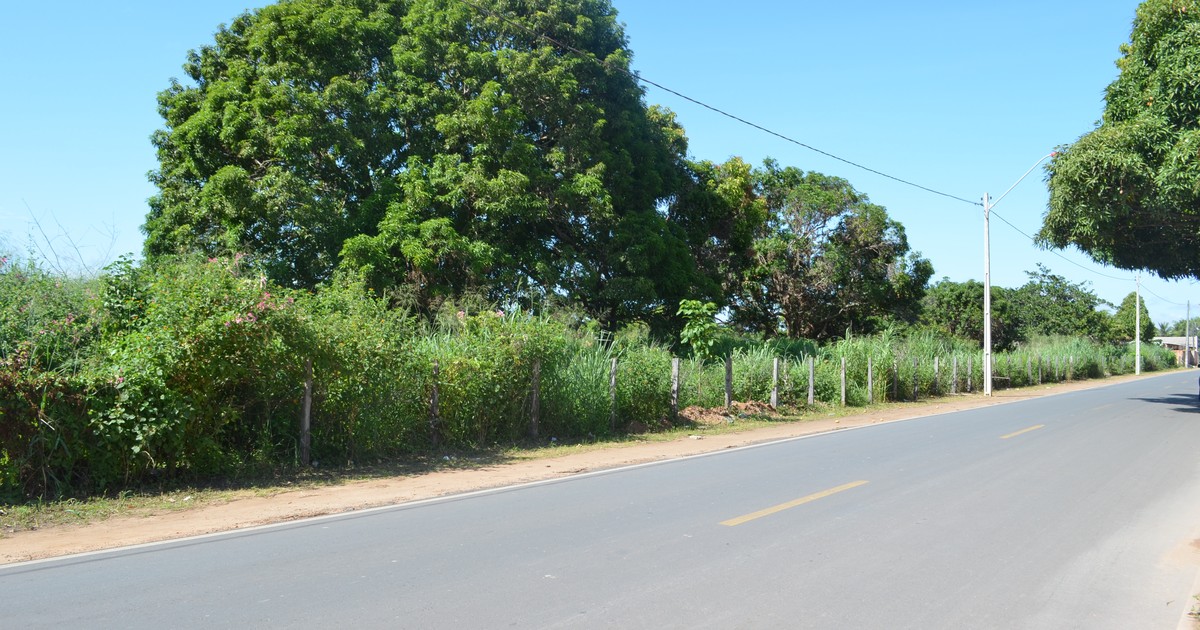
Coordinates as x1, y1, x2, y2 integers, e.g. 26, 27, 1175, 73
2, 1, 1194, 326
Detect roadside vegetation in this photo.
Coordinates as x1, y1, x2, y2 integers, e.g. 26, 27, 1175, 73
0, 252, 1175, 505
3, 0, 1192, 507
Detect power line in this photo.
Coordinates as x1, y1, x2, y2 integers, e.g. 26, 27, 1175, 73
1140, 283, 1188, 307
991, 208, 1195, 308
455, 0, 982, 207
459, 1, 1197, 310
989, 209, 1134, 281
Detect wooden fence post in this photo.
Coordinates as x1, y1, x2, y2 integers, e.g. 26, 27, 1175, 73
724, 355, 733, 410
867, 356, 874, 404
1068, 356, 1074, 381
770, 357, 779, 410
952, 356, 958, 394
1027, 356, 1032, 385
609, 358, 617, 432
808, 356, 815, 405
840, 357, 847, 406
671, 358, 680, 422
1038, 355, 1043, 384
430, 359, 441, 448
300, 358, 312, 467
530, 359, 541, 438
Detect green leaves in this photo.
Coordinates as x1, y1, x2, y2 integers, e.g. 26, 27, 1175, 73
921, 279, 1021, 351
1109, 291, 1156, 342
712, 160, 931, 340
677, 299, 719, 362
1042, 0, 1200, 278
1009, 264, 1110, 341
147, 0, 688, 329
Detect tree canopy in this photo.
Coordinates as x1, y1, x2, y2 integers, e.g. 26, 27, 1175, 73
920, 279, 1020, 351
725, 160, 932, 339
1040, 0, 1200, 278
1110, 291, 1156, 342
144, 0, 939, 339
1009, 264, 1110, 340
146, 0, 696, 329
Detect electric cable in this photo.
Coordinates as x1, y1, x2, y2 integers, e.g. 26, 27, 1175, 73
461, 1, 1198, 310
989, 209, 1133, 281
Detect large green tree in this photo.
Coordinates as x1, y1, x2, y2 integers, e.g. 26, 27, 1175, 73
1110, 291, 1156, 342
1009, 265, 1110, 340
146, 0, 695, 328
1040, 0, 1200, 278
665, 156, 766, 308
726, 161, 933, 340
920, 279, 1021, 350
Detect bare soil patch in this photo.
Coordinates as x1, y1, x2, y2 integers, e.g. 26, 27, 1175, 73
0, 373, 1163, 565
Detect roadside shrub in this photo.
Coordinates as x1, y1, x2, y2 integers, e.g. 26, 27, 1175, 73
1, 251, 1185, 499
541, 340, 612, 438
87, 255, 309, 483
416, 307, 571, 448
613, 342, 672, 431
301, 278, 424, 463
0, 255, 100, 498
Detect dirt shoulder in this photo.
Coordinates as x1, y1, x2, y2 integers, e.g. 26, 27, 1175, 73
0, 373, 1165, 565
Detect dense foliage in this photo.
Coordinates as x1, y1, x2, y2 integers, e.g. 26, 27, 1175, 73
920, 265, 1123, 349
144, 0, 932, 337
147, 0, 698, 331
0, 255, 1176, 501
1009, 265, 1111, 339
1041, 0, 1200, 278
921, 279, 1021, 351
1110, 291, 1156, 342
2, 1, 1183, 501
724, 160, 933, 338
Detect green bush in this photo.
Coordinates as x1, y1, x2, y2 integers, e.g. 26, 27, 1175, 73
0, 256, 100, 498
0, 253, 1185, 499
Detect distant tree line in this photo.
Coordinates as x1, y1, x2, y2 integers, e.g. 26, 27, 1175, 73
921, 264, 1154, 352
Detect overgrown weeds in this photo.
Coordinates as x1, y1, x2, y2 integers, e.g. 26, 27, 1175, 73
0, 254, 1178, 502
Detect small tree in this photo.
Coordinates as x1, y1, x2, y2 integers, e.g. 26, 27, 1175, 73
677, 300, 719, 362
1109, 292, 1155, 342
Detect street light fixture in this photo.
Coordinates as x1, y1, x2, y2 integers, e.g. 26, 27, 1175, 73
983, 152, 1057, 396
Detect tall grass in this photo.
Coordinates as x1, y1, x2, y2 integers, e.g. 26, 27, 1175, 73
0, 254, 1180, 499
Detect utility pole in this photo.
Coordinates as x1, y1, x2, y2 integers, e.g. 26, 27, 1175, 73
980, 153, 1055, 397
1187, 300, 1191, 368
1135, 273, 1141, 375
983, 192, 992, 396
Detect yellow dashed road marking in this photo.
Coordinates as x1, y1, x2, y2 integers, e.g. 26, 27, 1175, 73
1001, 424, 1045, 439
720, 481, 869, 527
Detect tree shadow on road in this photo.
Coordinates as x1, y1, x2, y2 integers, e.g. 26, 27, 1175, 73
1130, 393, 1200, 414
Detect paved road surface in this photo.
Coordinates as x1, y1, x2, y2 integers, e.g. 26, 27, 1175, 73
5, 371, 1200, 629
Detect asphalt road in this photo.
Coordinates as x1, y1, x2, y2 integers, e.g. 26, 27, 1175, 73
6, 371, 1200, 629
